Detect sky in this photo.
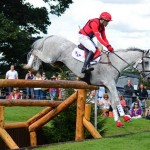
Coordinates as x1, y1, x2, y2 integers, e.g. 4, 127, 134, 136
26, 0, 150, 50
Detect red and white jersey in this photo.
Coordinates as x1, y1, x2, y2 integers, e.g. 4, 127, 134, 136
79, 18, 109, 47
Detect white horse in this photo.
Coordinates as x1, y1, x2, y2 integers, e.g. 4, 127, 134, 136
24, 35, 150, 127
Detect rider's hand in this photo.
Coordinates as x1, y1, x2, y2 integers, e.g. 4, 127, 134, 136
107, 45, 114, 52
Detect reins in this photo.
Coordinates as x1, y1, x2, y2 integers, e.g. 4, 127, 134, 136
99, 49, 146, 78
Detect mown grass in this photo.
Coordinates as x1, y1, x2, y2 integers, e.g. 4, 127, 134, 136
33, 132, 150, 150
102, 117, 150, 137
4, 107, 45, 122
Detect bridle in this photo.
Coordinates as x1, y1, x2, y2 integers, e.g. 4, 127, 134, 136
99, 49, 150, 78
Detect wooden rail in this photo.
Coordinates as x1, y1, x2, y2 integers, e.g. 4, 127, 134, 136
0, 100, 62, 107
0, 79, 98, 89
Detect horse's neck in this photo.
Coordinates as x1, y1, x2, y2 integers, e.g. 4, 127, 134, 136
110, 51, 142, 72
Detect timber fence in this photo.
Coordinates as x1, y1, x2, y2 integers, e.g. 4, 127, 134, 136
0, 79, 101, 149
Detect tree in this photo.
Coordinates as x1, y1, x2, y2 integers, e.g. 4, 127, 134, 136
0, 0, 73, 76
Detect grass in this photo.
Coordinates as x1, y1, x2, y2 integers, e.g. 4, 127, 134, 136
32, 132, 150, 150
102, 117, 150, 137
4, 107, 45, 122
3, 106, 150, 150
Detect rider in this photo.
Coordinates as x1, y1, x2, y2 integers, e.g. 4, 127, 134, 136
79, 12, 114, 73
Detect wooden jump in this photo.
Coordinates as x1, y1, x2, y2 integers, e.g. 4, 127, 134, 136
0, 79, 98, 89
0, 79, 101, 149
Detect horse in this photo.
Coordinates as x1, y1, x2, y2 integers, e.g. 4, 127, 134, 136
24, 35, 150, 127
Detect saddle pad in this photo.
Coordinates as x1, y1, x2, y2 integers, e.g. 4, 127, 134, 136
72, 47, 101, 64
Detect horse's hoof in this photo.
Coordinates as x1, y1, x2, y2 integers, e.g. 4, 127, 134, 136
123, 115, 131, 122
23, 64, 31, 70
116, 121, 124, 128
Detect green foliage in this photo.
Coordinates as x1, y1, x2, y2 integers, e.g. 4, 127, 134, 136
42, 104, 106, 144
43, 103, 77, 143
0, 0, 73, 76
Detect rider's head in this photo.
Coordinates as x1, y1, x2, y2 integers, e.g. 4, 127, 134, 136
99, 12, 112, 27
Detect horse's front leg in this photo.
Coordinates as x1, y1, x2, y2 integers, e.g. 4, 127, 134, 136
105, 81, 131, 127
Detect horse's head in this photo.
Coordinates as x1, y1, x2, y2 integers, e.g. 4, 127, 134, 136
135, 49, 150, 79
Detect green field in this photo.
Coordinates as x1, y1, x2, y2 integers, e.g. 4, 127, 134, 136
3, 107, 150, 150
33, 132, 150, 150
4, 107, 44, 121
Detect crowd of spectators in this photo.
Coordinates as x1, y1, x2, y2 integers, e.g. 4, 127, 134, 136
87, 79, 149, 119
0, 64, 66, 101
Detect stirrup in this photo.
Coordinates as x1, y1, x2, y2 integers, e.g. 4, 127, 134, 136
86, 66, 94, 72
82, 66, 94, 73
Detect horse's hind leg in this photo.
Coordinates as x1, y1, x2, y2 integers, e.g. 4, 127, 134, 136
33, 50, 54, 64
23, 54, 35, 69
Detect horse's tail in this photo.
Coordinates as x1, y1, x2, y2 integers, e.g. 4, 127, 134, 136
26, 35, 54, 68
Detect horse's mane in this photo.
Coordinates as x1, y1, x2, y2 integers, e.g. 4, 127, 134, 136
115, 48, 144, 52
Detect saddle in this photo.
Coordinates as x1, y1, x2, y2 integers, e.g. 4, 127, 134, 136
78, 44, 101, 60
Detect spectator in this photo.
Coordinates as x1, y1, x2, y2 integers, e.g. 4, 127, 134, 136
119, 95, 128, 114
34, 72, 42, 100
25, 70, 34, 99
49, 75, 59, 101
124, 79, 134, 109
135, 83, 148, 112
145, 106, 150, 119
0, 88, 6, 99
8, 88, 20, 100
5, 65, 18, 94
99, 93, 111, 116
18, 90, 26, 99
57, 75, 64, 100
130, 101, 142, 119
41, 72, 48, 99
86, 90, 96, 104
97, 86, 106, 102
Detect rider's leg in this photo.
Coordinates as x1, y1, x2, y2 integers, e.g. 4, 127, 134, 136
81, 51, 94, 73
79, 34, 96, 73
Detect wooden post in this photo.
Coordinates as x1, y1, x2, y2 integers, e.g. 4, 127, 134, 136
0, 106, 4, 128
29, 92, 77, 132
30, 131, 37, 146
75, 89, 85, 141
84, 104, 91, 121
27, 107, 53, 125
83, 117, 102, 138
0, 128, 19, 149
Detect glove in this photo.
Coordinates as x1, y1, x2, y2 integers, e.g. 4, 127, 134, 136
106, 45, 114, 52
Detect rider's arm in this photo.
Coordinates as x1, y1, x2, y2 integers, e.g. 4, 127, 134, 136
90, 21, 109, 47
101, 28, 109, 45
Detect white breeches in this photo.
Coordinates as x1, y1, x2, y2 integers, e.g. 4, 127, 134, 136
78, 34, 97, 53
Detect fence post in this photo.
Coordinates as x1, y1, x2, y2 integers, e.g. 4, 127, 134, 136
30, 131, 37, 146
75, 89, 86, 141
0, 107, 4, 128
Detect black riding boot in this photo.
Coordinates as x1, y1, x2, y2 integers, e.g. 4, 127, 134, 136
81, 51, 94, 73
